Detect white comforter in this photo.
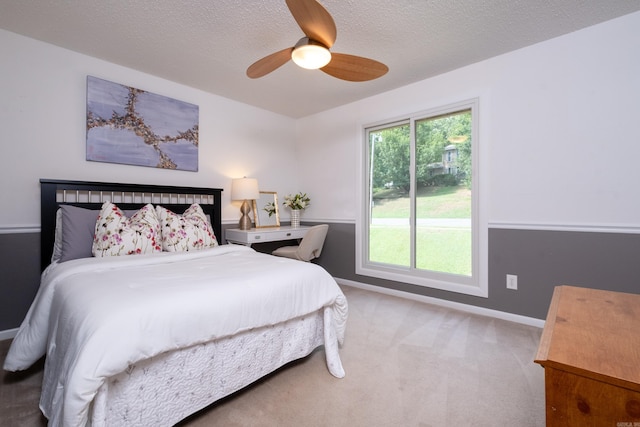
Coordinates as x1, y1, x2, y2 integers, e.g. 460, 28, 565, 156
4, 245, 347, 427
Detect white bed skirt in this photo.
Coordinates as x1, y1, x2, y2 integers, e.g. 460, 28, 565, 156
90, 307, 343, 426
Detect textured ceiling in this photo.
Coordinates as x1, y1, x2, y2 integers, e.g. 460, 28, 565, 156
1, 1, 639, 118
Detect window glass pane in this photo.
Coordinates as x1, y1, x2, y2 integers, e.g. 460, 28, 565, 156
368, 124, 411, 267
415, 110, 472, 276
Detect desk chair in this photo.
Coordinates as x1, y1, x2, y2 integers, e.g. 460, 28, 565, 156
272, 224, 329, 262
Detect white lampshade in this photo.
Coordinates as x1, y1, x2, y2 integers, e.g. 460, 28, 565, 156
291, 41, 331, 70
231, 177, 259, 201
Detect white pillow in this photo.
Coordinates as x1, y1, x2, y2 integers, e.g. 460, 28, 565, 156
92, 202, 161, 257
156, 204, 218, 252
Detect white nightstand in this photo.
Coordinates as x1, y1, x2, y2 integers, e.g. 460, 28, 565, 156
225, 226, 311, 247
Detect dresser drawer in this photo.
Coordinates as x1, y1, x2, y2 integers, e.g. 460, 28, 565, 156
544, 367, 640, 426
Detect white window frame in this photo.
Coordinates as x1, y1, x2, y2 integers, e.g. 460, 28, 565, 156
356, 98, 486, 297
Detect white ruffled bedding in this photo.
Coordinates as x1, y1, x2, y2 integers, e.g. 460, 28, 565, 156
4, 245, 347, 427
92, 309, 331, 426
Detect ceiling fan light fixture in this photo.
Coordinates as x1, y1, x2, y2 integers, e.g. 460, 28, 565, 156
291, 38, 331, 70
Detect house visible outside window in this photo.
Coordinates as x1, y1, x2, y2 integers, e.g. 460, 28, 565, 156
357, 99, 481, 296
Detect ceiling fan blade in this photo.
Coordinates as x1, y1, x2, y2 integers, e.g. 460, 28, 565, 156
246, 47, 294, 79
286, 0, 337, 48
321, 52, 389, 82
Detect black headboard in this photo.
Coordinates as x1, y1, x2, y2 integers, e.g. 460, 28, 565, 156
40, 179, 223, 271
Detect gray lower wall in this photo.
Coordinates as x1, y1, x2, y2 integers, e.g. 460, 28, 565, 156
0, 232, 40, 331
308, 223, 640, 320
487, 228, 640, 318
2, 224, 639, 330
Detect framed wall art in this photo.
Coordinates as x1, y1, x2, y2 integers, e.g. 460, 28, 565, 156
86, 76, 199, 171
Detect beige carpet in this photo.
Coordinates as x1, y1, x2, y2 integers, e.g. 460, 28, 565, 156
1, 285, 545, 426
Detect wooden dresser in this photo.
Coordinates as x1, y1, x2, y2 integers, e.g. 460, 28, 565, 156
535, 285, 640, 426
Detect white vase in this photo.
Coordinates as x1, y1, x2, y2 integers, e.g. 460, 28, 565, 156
290, 209, 301, 228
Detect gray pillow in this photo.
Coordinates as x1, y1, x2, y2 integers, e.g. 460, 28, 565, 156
51, 209, 63, 263
58, 205, 101, 262
57, 205, 148, 262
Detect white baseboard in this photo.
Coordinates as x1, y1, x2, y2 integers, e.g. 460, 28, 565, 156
335, 277, 545, 328
0, 328, 18, 341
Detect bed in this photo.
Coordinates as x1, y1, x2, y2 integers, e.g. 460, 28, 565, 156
3, 179, 348, 427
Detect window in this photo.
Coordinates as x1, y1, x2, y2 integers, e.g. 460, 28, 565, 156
357, 99, 483, 296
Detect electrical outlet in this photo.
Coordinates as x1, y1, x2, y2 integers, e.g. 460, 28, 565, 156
506, 274, 518, 290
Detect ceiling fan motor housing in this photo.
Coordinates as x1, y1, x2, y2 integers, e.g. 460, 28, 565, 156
291, 37, 332, 69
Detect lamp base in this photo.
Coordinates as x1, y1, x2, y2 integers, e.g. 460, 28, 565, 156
238, 199, 252, 230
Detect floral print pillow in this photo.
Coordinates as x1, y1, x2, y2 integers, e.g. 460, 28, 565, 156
156, 204, 219, 252
92, 202, 162, 257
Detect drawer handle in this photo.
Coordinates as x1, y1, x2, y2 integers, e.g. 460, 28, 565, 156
576, 398, 590, 414
627, 400, 640, 418
254, 236, 261, 240
286, 233, 291, 236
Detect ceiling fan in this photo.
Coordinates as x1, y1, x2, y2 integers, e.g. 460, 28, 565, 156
246, 0, 388, 82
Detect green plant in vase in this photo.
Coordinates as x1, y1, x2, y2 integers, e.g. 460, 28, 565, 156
283, 193, 310, 227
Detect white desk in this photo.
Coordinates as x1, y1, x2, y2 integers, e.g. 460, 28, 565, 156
225, 226, 310, 246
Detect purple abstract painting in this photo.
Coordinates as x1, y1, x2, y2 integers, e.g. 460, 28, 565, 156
86, 76, 199, 171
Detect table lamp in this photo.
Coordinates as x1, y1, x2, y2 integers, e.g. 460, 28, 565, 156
231, 177, 259, 230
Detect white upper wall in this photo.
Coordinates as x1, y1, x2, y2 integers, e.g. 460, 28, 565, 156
295, 11, 640, 229
2, 11, 639, 230
0, 29, 298, 228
